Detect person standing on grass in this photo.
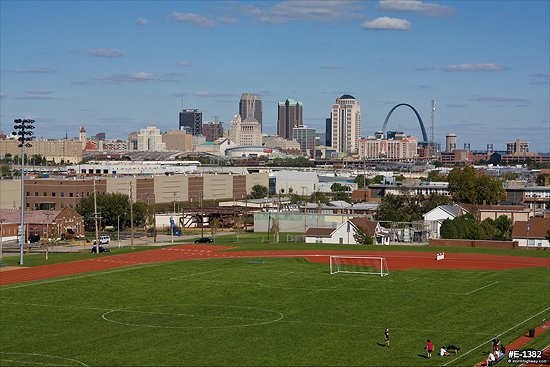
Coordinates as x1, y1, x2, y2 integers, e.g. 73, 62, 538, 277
426, 339, 434, 358
492, 336, 500, 351
384, 328, 390, 347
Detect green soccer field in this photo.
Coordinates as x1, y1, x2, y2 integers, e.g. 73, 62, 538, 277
1, 257, 549, 367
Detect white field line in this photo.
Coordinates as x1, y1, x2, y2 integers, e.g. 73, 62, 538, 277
0, 352, 89, 367
406, 277, 419, 283
0, 263, 162, 291
465, 281, 500, 295
442, 306, 550, 366
0, 300, 495, 336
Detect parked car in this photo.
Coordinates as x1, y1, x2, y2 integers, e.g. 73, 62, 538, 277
91, 246, 110, 253
99, 235, 110, 244
194, 237, 214, 243
28, 234, 41, 243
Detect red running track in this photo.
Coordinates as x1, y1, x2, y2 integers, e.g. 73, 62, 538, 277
1, 244, 549, 285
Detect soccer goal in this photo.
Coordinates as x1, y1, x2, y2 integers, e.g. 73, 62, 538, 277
329, 256, 389, 276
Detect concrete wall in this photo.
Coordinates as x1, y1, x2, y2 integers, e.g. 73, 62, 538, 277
429, 238, 518, 249
246, 172, 269, 193
203, 175, 233, 201
254, 212, 350, 232
105, 177, 136, 200
0, 179, 21, 209
153, 176, 188, 203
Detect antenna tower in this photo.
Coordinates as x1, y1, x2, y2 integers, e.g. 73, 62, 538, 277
430, 99, 436, 149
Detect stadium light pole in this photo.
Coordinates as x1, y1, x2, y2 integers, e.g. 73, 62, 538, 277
13, 119, 35, 265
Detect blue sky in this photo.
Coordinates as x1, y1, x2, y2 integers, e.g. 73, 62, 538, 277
1, 0, 549, 152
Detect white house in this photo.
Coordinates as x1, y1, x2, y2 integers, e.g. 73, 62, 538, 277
512, 217, 550, 248
305, 217, 389, 245
423, 204, 465, 238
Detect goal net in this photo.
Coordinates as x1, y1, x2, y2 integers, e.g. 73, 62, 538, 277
330, 256, 389, 276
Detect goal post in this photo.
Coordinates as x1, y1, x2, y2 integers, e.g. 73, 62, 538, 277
329, 256, 389, 277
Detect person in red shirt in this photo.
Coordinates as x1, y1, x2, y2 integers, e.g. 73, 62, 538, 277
426, 339, 434, 358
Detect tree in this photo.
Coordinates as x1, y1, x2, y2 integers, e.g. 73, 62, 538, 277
210, 217, 220, 241
427, 171, 447, 182
440, 214, 484, 240
1, 165, 12, 178
76, 192, 136, 231
271, 218, 280, 243
249, 185, 269, 199
448, 166, 506, 205
309, 191, 329, 204
353, 225, 374, 245
372, 175, 384, 184
330, 183, 350, 192
354, 174, 371, 189
501, 172, 519, 181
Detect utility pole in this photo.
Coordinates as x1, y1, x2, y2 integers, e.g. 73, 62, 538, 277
93, 179, 99, 253
129, 181, 134, 249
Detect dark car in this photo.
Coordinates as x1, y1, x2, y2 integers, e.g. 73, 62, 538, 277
194, 237, 214, 243
91, 246, 110, 253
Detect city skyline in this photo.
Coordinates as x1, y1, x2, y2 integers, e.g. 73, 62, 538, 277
1, 0, 549, 152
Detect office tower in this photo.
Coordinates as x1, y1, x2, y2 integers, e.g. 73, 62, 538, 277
137, 127, 166, 151
331, 94, 362, 154
202, 121, 224, 142
325, 117, 332, 146
292, 126, 316, 154
239, 93, 262, 131
277, 99, 303, 139
445, 133, 457, 152
179, 108, 202, 135
228, 115, 262, 146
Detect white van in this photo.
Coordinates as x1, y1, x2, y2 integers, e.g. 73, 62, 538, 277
99, 236, 110, 244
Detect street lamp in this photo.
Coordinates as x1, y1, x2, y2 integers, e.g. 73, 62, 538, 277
13, 119, 35, 265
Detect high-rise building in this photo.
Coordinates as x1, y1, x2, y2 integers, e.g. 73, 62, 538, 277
277, 99, 303, 139
358, 136, 418, 160
202, 121, 224, 142
227, 115, 262, 146
179, 109, 202, 135
325, 117, 332, 147
331, 94, 362, 154
239, 93, 262, 131
292, 126, 316, 154
137, 127, 166, 151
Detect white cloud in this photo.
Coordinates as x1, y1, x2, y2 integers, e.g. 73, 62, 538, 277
378, 0, 455, 17
136, 17, 148, 25
177, 60, 192, 67
193, 91, 234, 98
442, 63, 507, 72
169, 12, 216, 27
220, 16, 238, 24
88, 48, 125, 58
16, 90, 55, 100
239, 0, 363, 24
94, 72, 156, 83
321, 64, 343, 70
470, 96, 529, 103
362, 17, 411, 30
8, 67, 57, 74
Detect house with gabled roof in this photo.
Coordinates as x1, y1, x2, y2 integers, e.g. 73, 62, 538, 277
423, 204, 467, 238
305, 217, 389, 245
512, 217, 550, 248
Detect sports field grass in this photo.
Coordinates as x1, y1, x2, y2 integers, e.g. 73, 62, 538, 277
1, 254, 549, 366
